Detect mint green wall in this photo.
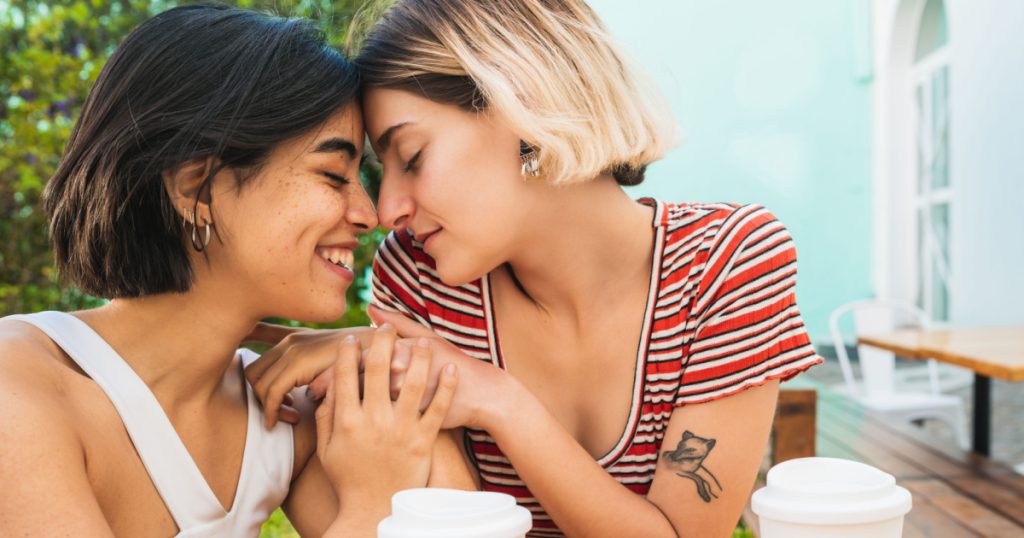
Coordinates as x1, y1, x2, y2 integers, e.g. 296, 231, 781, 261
589, 0, 873, 342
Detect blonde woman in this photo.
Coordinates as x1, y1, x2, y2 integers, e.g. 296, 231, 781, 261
249, 0, 823, 536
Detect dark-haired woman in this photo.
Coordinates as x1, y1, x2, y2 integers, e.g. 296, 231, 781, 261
0, 4, 469, 536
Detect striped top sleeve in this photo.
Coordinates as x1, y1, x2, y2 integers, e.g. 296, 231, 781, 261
676, 204, 819, 406
370, 231, 432, 327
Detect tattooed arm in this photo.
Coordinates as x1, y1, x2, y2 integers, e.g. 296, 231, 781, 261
477, 377, 780, 538
643, 380, 780, 537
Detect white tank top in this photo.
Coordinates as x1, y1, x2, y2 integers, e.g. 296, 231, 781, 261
8, 311, 294, 537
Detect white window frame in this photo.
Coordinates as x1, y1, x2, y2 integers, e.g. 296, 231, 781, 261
908, 46, 952, 322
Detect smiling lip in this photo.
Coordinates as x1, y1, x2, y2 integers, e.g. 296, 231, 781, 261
318, 240, 360, 250
319, 255, 355, 282
413, 228, 441, 245
316, 240, 359, 283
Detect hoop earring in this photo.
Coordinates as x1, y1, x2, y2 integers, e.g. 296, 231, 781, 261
520, 140, 541, 177
191, 216, 212, 252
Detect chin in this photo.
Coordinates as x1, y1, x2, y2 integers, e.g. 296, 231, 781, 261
435, 258, 487, 288
290, 299, 349, 325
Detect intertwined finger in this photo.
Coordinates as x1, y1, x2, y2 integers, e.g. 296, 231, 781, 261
389, 340, 413, 400
318, 335, 361, 450
245, 341, 287, 386
396, 338, 431, 416
314, 374, 336, 456
335, 335, 362, 412
258, 345, 338, 428
363, 324, 396, 413
420, 362, 458, 433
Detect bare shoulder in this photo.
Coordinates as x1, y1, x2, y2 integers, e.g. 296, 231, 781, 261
0, 316, 77, 394
0, 318, 113, 533
0, 316, 84, 453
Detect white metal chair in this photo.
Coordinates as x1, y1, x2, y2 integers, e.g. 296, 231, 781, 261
829, 299, 969, 450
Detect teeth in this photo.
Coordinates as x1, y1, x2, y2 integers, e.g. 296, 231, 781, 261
317, 247, 354, 270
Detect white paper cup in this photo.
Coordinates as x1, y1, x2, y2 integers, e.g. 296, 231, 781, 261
751, 457, 912, 538
377, 488, 533, 538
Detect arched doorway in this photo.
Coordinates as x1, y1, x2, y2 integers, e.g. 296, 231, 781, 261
883, 0, 951, 323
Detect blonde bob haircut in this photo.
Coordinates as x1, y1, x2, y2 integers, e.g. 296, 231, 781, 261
350, 0, 677, 186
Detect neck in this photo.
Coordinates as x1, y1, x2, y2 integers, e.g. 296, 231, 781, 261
502, 176, 655, 320
78, 282, 260, 406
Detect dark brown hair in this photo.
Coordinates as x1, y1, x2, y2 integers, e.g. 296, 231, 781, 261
45, 3, 360, 298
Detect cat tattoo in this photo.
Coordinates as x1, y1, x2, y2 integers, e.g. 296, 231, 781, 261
661, 430, 723, 502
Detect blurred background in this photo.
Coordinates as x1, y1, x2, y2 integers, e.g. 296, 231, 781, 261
2, 0, 1022, 536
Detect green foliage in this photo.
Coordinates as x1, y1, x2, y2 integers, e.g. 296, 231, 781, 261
261, 508, 301, 538
0, 0, 164, 314
0, 0, 377, 319
732, 519, 756, 538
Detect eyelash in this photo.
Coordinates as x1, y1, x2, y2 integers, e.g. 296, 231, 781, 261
321, 171, 351, 186
403, 150, 422, 173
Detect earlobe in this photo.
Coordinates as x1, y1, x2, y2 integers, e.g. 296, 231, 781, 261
162, 157, 218, 224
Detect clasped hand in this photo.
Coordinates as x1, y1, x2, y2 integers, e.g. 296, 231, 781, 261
244, 306, 506, 434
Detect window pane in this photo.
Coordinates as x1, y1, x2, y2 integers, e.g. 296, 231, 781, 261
931, 66, 950, 189
929, 202, 950, 321
916, 84, 927, 195
915, 0, 949, 62
915, 208, 926, 310
931, 202, 950, 264
931, 259, 950, 321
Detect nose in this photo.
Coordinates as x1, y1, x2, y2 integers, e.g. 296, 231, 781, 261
375, 172, 414, 231
346, 182, 379, 231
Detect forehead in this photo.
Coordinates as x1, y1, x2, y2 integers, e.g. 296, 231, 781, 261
362, 88, 435, 138
313, 103, 364, 148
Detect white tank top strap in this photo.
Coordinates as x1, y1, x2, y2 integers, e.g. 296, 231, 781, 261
237, 348, 295, 505
6, 311, 229, 529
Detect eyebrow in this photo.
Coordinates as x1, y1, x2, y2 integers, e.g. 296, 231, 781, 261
376, 122, 411, 152
312, 137, 358, 159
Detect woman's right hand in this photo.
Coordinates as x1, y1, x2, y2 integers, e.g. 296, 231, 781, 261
317, 325, 459, 531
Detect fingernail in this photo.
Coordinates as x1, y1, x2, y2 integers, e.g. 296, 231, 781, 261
344, 334, 357, 343
444, 363, 456, 376
305, 387, 315, 399
417, 337, 429, 348
379, 322, 393, 331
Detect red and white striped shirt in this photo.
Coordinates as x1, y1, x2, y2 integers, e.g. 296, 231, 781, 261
371, 199, 823, 536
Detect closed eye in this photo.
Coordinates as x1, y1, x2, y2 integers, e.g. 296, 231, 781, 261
321, 171, 351, 186
403, 150, 422, 173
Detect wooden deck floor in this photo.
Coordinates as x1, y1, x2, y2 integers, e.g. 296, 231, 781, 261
746, 381, 1024, 537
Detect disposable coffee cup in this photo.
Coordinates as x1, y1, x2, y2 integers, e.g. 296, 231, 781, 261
751, 457, 912, 538
377, 488, 533, 538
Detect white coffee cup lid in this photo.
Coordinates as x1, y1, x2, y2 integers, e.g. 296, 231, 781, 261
751, 457, 912, 525
378, 488, 533, 538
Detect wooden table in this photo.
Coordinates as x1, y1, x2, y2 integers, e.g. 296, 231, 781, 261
858, 325, 1024, 456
